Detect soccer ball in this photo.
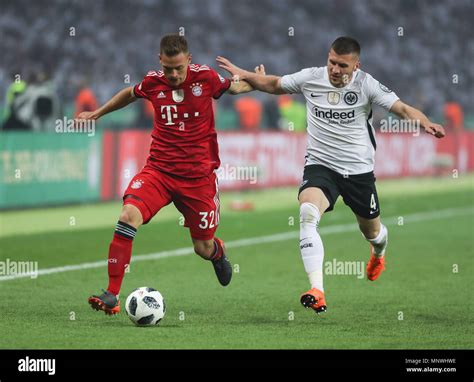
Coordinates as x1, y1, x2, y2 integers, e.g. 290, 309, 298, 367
125, 287, 166, 326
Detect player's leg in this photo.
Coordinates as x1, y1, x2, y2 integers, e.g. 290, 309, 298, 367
192, 237, 231, 286
339, 171, 387, 281
173, 172, 232, 286
299, 187, 329, 292
88, 203, 143, 315
192, 238, 215, 260
297, 165, 340, 314
298, 187, 330, 313
356, 214, 388, 281
106, 202, 143, 294
356, 214, 388, 254
89, 169, 172, 315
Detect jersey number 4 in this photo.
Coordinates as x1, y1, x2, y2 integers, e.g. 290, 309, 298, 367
370, 193, 377, 210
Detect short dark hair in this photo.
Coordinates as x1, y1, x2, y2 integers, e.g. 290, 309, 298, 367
331, 36, 360, 56
160, 34, 189, 56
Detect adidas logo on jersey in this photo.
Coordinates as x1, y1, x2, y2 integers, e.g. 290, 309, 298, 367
313, 107, 355, 120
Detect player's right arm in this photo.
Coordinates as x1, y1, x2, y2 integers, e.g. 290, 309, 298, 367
216, 56, 287, 95
76, 86, 136, 120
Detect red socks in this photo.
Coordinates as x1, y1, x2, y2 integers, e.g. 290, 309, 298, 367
107, 221, 137, 296
210, 238, 224, 261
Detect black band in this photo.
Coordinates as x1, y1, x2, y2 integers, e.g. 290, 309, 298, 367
115, 220, 137, 240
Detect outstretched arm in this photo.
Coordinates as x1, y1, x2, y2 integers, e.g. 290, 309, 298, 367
226, 64, 266, 94
76, 86, 136, 120
217, 56, 287, 95
390, 100, 445, 138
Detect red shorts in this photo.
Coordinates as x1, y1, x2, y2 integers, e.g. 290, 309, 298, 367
123, 165, 220, 241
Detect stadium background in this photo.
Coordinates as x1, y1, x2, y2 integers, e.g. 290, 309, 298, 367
1, 0, 473, 208
0, 0, 473, 352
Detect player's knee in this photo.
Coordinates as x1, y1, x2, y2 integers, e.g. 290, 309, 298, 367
299, 188, 329, 213
193, 240, 214, 259
300, 202, 320, 225
119, 205, 143, 228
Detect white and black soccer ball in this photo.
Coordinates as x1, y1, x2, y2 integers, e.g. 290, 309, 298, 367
125, 287, 166, 326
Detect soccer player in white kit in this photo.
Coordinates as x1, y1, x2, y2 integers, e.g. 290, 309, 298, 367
217, 37, 445, 313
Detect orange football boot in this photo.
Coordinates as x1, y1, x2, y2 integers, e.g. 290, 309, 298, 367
366, 246, 386, 281
300, 287, 327, 314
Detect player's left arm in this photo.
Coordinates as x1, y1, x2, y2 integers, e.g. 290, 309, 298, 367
226, 65, 266, 95
390, 100, 446, 138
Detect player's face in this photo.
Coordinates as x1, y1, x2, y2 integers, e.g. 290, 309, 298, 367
160, 52, 191, 86
327, 49, 360, 88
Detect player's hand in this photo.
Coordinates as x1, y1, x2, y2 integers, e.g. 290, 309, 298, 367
74, 111, 99, 128
254, 64, 266, 75
216, 56, 248, 80
424, 122, 445, 138
76, 111, 99, 121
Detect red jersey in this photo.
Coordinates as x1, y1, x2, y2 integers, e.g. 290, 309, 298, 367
133, 64, 231, 178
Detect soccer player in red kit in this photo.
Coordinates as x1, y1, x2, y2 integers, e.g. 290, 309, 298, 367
78, 34, 259, 315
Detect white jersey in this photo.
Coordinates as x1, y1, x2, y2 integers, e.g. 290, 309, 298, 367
281, 67, 399, 175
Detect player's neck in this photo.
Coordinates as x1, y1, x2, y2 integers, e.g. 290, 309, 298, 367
327, 67, 355, 88
333, 74, 353, 88
171, 66, 190, 88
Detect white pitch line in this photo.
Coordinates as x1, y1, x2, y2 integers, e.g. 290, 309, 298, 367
0, 206, 472, 282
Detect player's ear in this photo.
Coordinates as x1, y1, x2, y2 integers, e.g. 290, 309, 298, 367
354, 60, 360, 71
187, 53, 192, 64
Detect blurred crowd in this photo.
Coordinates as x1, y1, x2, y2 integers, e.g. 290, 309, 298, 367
1, 0, 472, 131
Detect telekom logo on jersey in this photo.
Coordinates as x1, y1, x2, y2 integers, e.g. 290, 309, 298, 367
160, 105, 200, 126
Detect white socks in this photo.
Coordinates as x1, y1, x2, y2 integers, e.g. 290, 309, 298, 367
299, 202, 325, 292
299, 202, 388, 291
367, 223, 388, 257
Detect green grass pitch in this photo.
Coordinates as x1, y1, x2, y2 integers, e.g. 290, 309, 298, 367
0, 175, 473, 349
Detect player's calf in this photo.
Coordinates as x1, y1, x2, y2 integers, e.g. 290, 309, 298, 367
357, 215, 388, 257
193, 238, 232, 286
363, 223, 388, 281
193, 239, 215, 260
364, 223, 388, 257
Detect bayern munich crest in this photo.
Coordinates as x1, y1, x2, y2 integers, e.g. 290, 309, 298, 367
191, 83, 203, 97
131, 179, 144, 189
